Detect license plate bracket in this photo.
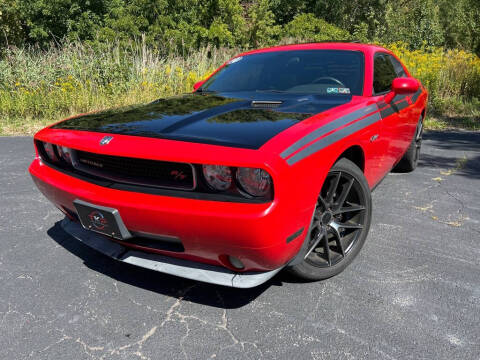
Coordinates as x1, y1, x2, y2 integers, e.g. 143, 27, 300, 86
73, 199, 132, 240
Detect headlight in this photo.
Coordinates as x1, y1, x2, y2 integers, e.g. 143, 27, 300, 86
43, 142, 58, 162
202, 165, 232, 191
56, 145, 73, 165
236, 167, 272, 197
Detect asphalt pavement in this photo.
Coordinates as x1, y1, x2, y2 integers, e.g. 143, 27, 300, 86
0, 131, 479, 359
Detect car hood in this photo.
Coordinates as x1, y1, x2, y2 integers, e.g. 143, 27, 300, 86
52, 92, 352, 149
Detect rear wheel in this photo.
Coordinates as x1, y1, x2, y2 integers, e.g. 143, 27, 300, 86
288, 158, 372, 281
394, 115, 423, 172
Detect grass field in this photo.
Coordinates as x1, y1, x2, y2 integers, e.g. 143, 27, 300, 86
1, 41, 479, 135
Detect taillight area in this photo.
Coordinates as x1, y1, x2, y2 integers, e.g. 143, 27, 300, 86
34, 140, 274, 202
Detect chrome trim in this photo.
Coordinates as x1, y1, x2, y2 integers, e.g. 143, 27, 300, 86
71, 149, 197, 191
61, 218, 283, 288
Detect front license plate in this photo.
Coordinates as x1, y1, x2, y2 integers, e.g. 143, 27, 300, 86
73, 199, 131, 240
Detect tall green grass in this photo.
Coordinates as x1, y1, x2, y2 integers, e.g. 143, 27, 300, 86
0, 42, 236, 135
1, 40, 479, 135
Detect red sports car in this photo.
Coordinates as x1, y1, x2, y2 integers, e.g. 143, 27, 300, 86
29, 43, 427, 288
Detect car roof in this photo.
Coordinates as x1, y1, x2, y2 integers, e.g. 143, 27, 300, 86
237, 42, 390, 57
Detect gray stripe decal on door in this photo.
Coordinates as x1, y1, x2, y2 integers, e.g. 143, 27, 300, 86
392, 94, 407, 103
395, 99, 409, 111
280, 104, 378, 159
379, 98, 410, 118
286, 111, 382, 165
380, 105, 395, 118
411, 88, 422, 103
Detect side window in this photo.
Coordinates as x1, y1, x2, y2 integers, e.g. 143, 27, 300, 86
388, 55, 407, 78
373, 54, 397, 94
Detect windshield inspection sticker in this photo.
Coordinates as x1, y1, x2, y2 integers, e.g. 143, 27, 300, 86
327, 87, 351, 94
228, 57, 243, 65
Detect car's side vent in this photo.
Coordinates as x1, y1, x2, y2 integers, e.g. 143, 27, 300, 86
251, 100, 283, 109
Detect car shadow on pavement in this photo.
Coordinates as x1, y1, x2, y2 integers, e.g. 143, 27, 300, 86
419, 130, 480, 179
47, 221, 286, 308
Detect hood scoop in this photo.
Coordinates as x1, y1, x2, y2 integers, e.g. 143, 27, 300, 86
251, 100, 283, 109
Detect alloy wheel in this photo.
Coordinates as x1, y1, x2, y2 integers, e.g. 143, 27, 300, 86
304, 171, 367, 268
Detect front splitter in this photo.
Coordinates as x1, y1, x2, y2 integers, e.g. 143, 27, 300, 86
60, 217, 283, 288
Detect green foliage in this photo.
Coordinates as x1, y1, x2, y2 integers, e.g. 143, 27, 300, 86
384, 0, 444, 48
282, 13, 351, 42
0, 0, 26, 47
0, 40, 236, 134
97, 0, 247, 53
1, 0, 480, 134
247, 0, 281, 47
1, 40, 478, 135
352, 23, 369, 44
269, 0, 307, 24
439, 0, 480, 54
1, 0, 479, 54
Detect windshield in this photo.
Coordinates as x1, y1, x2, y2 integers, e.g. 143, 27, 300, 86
201, 50, 365, 96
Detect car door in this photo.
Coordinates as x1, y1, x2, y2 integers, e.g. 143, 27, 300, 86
388, 54, 419, 146
369, 53, 402, 175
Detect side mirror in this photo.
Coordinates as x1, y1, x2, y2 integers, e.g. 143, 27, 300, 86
385, 77, 420, 103
392, 77, 420, 94
193, 80, 205, 92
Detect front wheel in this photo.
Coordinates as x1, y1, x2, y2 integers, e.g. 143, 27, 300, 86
287, 158, 372, 281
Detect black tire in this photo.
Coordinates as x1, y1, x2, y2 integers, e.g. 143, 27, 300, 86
393, 116, 423, 172
287, 158, 372, 281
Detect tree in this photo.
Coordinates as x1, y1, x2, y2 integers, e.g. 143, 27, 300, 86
384, 0, 444, 48
438, 0, 480, 54
247, 0, 281, 47
0, 0, 26, 48
282, 13, 351, 43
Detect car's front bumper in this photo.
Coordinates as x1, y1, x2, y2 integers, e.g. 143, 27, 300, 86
30, 157, 312, 273
60, 217, 283, 288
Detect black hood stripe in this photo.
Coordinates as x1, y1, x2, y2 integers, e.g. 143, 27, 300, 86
52, 93, 351, 149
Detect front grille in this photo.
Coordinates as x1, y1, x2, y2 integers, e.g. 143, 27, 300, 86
74, 151, 195, 190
